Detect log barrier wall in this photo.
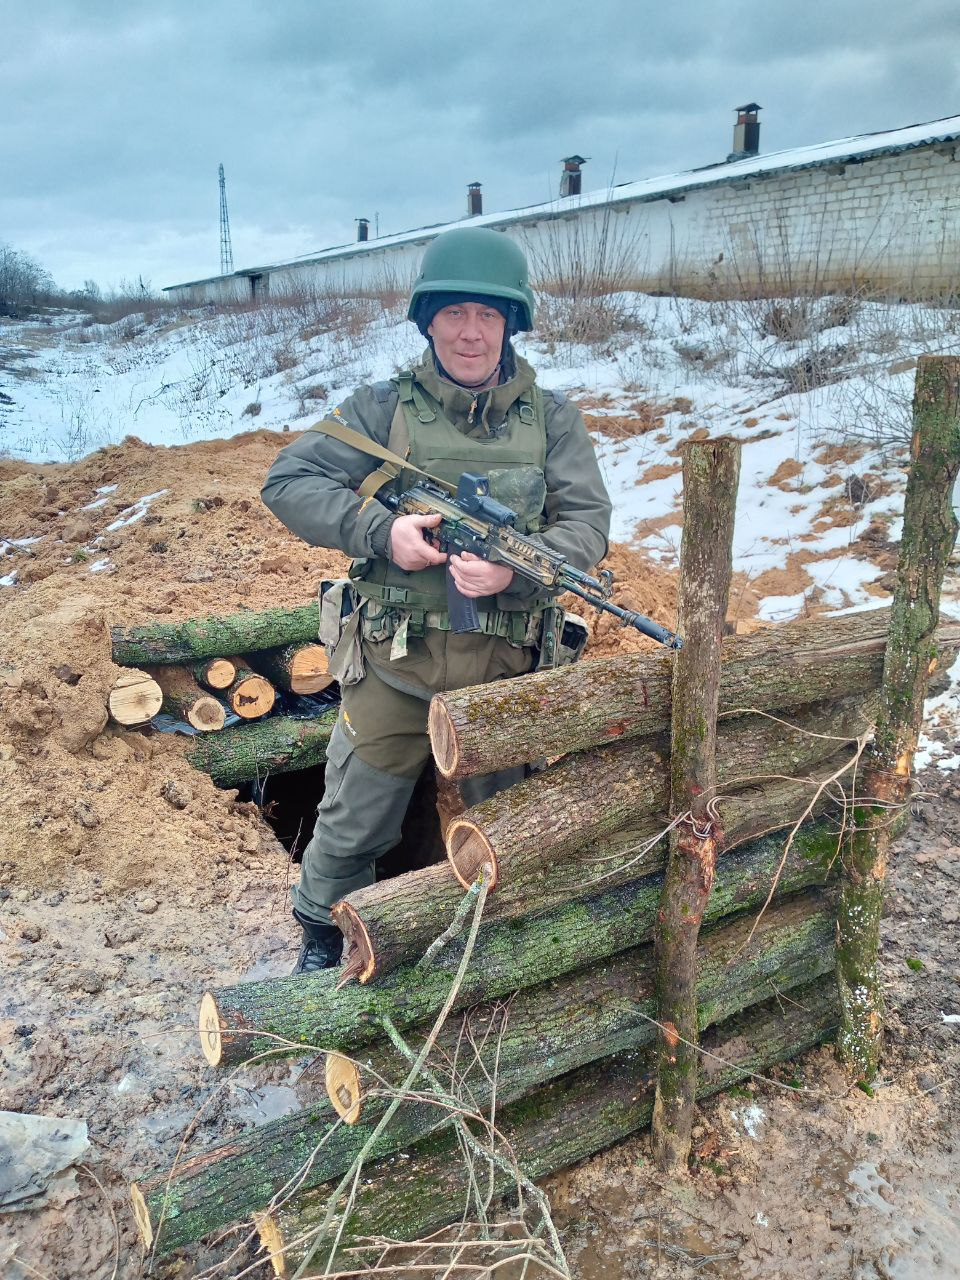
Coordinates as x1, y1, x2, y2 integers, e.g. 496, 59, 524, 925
126, 358, 960, 1272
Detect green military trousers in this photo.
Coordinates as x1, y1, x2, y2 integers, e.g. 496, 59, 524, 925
293, 630, 533, 926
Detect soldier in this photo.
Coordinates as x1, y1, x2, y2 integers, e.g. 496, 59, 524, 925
262, 226, 612, 972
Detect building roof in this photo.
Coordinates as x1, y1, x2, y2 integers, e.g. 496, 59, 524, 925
164, 112, 960, 292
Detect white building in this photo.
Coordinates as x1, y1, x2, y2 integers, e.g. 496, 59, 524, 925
164, 109, 960, 306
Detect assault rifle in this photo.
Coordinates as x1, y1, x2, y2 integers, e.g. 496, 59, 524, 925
381, 472, 683, 649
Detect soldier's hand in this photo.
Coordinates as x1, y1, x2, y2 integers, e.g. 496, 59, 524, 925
388, 513, 448, 571
449, 551, 514, 597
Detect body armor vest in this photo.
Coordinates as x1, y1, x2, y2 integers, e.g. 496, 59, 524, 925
350, 369, 548, 618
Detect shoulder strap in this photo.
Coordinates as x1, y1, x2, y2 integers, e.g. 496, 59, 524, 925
396, 369, 438, 423
306, 416, 457, 498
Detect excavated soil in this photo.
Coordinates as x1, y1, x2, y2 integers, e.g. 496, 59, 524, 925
0, 430, 957, 1279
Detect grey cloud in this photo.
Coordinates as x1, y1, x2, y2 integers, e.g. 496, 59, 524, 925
1, 0, 956, 288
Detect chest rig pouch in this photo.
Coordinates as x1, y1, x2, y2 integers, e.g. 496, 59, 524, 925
535, 606, 590, 671
318, 579, 366, 685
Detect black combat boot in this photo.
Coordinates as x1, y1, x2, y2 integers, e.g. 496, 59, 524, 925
292, 911, 343, 975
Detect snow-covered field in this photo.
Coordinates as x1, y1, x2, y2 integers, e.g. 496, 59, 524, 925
2, 292, 957, 599
3, 288, 960, 759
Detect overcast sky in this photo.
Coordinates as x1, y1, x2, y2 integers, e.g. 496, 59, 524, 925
3, 1, 959, 292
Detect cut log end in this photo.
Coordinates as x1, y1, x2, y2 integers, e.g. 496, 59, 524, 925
204, 658, 236, 690
108, 670, 163, 726
198, 991, 224, 1067
289, 644, 334, 695
255, 1213, 286, 1277
428, 697, 459, 778
129, 1183, 154, 1250
324, 1052, 364, 1123
446, 819, 498, 891
231, 676, 276, 720
187, 696, 227, 732
331, 902, 376, 984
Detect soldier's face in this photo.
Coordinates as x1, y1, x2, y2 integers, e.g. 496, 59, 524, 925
428, 302, 506, 388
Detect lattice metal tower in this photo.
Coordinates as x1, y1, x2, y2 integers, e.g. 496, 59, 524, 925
218, 163, 234, 275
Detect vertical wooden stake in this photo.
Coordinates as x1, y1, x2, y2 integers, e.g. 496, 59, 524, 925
652, 437, 740, 1173
837, 355, 960, 1082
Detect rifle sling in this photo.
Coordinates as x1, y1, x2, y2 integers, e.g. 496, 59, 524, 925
307, 418, 458, 500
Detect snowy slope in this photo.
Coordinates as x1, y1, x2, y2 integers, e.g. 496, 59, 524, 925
2, 290, 958, 623
3, 289, 959, 764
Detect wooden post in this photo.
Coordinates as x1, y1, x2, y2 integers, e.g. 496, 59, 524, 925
836, 355, 960, 1081
652, 437, 740, 1173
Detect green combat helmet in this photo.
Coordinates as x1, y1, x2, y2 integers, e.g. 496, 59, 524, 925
408, 227, 535, 333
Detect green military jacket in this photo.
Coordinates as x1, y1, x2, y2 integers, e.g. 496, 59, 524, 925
261, 348, 612, 612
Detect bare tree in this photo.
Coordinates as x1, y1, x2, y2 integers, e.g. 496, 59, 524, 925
0, 242, 54, 315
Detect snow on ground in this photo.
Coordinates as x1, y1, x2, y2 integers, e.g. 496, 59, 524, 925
3, 289, 960, 760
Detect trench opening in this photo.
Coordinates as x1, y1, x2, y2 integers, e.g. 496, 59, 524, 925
240, 763, 447, 878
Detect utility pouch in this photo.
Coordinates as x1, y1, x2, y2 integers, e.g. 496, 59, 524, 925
558, 612, 590, 665
360, 602, 404, 644
319, 579, 366, 686
318, 580, 355, 651
535, 606, 590, 671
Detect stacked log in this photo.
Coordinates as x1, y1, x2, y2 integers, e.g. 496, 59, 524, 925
106, 602, 341, 786
428, 609, 960, 778
335, 769, 849, 984
326, 892, 834, 1127
131, 604, 939, 1265
185, 711, 337, 788
221, 657, 275, 720
249, 643, 333, 695
133, 894, 835, 1253
111, 603, 322, 665
107, 669, 162, 726
199, 819, 841, 1069
189, 657, 236, 691
258, 980, 840, 1276
144, 665, 226, 732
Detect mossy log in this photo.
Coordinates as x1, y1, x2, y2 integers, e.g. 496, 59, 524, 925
333, 864, 466, 983
338, 763, 849, 983
428, 609, 960, 779
329, 890, 833, 1126
837, 356, 960, 1082
111, 603, 320, 666
445, 694, 870, 891
107, 669, 163, 726
186, 710, 338, 788
189, 657, 237, 691
144, 665, 226, 732
654, 437, 739, 1173
434, 769, 466, 837
223, 658, 276, 720
256, 980, 840, 1276
199, 816, 841, 1069
133, 893, 832, 1255
249, 643, 334, 695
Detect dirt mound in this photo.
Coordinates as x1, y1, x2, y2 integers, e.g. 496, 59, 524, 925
0, 428, 679, 888
576, 541, 680, 656
0, 431, 350, 891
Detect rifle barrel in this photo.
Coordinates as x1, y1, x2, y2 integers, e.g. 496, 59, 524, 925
563, 583, 683, 649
